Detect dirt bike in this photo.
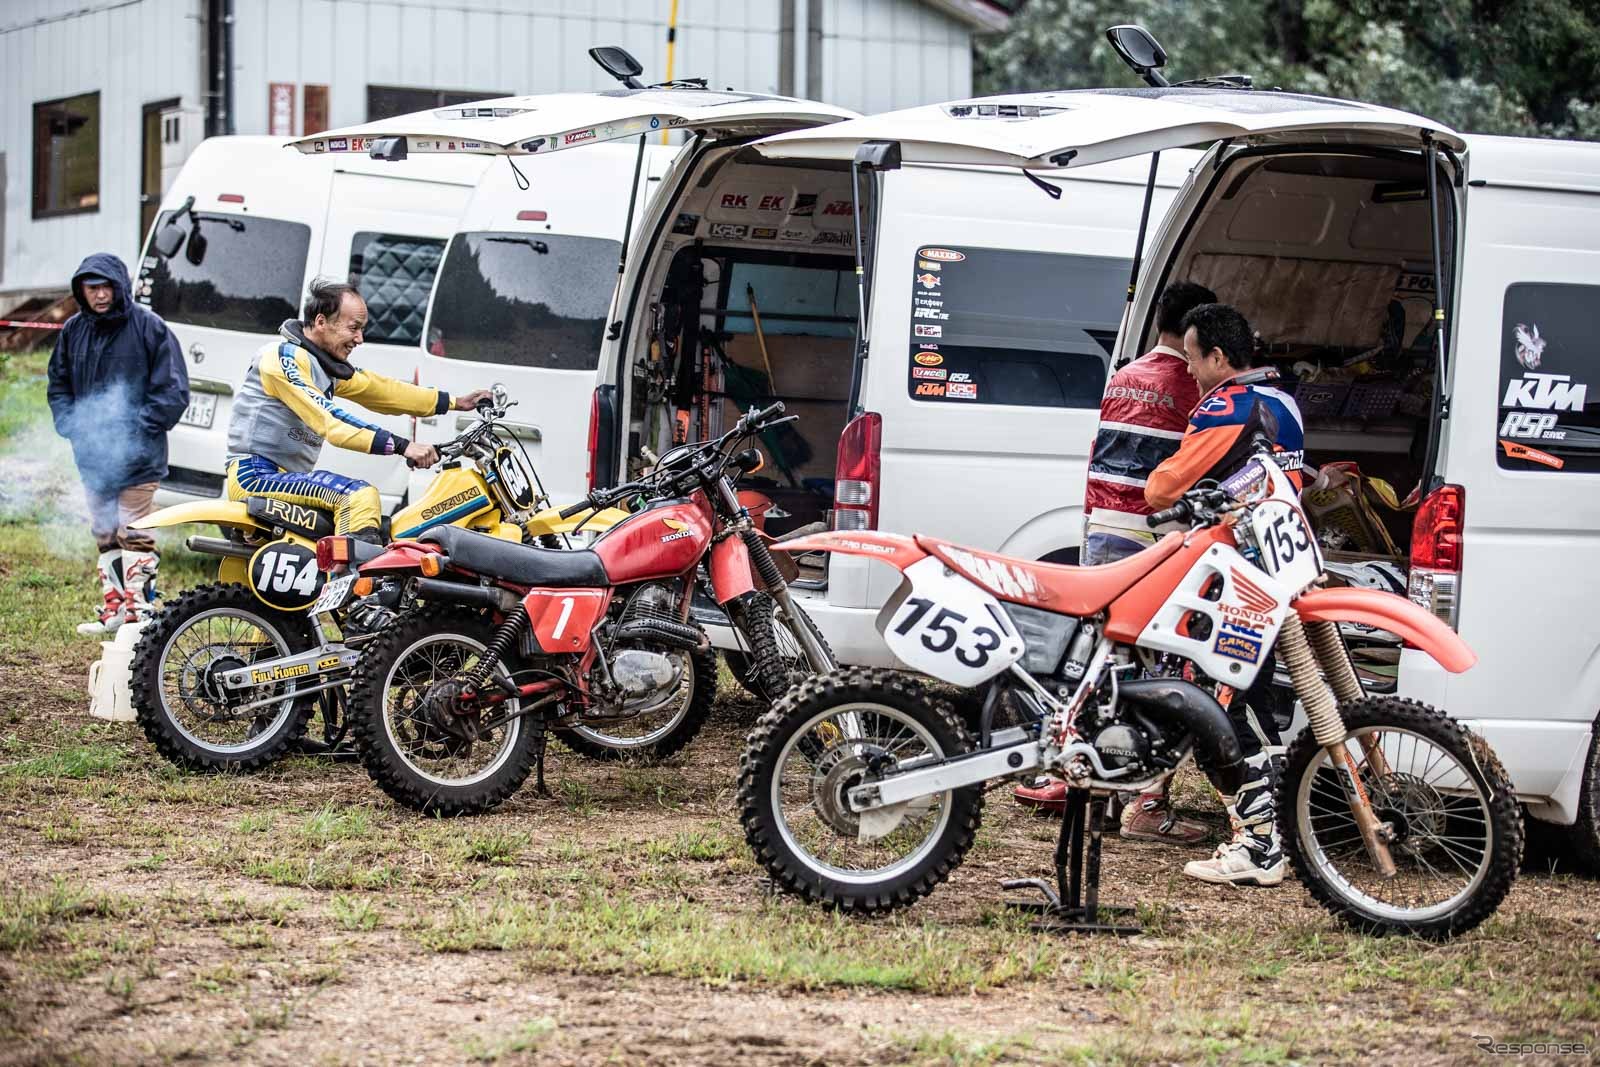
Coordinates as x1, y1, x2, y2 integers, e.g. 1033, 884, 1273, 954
128, 385, 626, 773
739, 443, 1522, 939
345, 401, 838, 816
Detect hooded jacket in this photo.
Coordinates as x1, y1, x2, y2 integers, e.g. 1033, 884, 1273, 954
47, 253, 189, 494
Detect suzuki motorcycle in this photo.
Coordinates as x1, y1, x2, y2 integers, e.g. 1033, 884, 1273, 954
346, 402, 837, 816
129, 385, 626, 773
738, 444, 1521, 939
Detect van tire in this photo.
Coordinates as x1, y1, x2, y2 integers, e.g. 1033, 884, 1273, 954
1565, 722, 1600, 874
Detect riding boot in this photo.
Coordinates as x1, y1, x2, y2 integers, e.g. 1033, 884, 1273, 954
77, 550, 127, 635
1182, 752, 1285, 886
349, 527, 385, 546
121, 550, 161, 624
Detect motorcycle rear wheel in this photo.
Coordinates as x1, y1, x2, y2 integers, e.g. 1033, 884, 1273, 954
738, 667, 983, 913
348, 609, 537, 816
130, 584, 319, 773
1279, 696, 1522, 939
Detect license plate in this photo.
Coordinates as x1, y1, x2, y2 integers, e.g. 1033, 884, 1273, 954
180, 392, 217, 428
310, 574, 355, 615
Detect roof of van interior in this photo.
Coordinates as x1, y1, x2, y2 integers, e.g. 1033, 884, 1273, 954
1462, 134, 1600, 194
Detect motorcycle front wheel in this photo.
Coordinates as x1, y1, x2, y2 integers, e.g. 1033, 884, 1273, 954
738, 667, 983, 913
1278, 696, 1523, 939
725, 592, 835, 704
348, 609, 537, 816
130, 584, 318, 773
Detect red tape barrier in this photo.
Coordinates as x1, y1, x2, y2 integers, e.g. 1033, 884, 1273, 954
0, 320, 65, 329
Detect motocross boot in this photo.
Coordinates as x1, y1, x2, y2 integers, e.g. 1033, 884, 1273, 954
121, 550, 160, 624
1182, 752, 1285, 886
77, 550, 127, 636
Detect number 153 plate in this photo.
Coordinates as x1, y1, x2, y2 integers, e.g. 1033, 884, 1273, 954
877, 557, 1026, 687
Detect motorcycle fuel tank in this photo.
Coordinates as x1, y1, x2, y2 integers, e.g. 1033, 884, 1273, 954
593, 496, 714, 584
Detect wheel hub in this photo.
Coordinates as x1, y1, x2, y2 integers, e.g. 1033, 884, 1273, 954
1370, 772, 1445, 849
811, 745, 906, 838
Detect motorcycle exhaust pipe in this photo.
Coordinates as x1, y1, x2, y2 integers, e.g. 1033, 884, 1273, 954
1118, 677, 1246, 795
614, 618, 710, 652
186, 535, 253, 560
414, 577, 518, 614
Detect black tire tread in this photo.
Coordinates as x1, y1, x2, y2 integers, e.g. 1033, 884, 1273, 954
737, 666, 983, 914
1278, 696, 1523, 939
1565, 721, 1600, 874
347, 608, 536, 816
727, 593, 835, 705
556, 644, 719, 762
130, 583, 317, 774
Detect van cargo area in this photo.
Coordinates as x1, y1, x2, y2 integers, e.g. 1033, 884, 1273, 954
1149, 147, 1456, 686
621, 155, 863, 542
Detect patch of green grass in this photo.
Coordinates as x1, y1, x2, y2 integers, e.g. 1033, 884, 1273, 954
886, 1028, 1038, 1066
454, 830, 528, 866
329, 895, 381, 932
235, 813, 275, 834
642, 827, 737, 863
3, 743, 124, 780
558, 779, 596, 815
1077, 949, 1144, 993
463, 1017, 557, 1062
298, 805, 374, 844
243, 856, 398, 891
0, 879, 135, 952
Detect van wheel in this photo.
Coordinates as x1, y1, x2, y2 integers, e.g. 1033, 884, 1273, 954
1566, 722, 1600, 874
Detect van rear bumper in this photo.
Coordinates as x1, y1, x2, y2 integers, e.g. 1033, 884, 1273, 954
787, 590, 897, 667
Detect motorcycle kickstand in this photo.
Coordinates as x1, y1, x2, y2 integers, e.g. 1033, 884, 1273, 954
1002, 788, 1141, 936
532, 716, 550, 798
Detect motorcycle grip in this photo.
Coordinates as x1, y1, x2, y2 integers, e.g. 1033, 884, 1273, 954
1146, 500, 1192, 528
558, 499, 593, 519
752, 401, 786, 424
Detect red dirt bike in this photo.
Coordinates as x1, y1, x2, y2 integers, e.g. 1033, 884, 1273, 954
739, 443, 1521, 938
344, 403, 836, 815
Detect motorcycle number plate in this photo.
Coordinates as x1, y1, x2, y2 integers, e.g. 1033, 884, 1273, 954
877, 556, 1025, 688
311, 574, 355, 615
1248, 499, 1322, 594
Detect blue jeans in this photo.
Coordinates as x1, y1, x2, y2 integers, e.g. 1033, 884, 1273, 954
1081, 528, 1150, 566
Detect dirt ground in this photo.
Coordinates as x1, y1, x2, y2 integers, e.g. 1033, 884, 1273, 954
2, 630, 1597, 1067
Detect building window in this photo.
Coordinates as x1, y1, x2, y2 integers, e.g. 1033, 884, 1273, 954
366, 85, 509, 121
33, 92, 100, 219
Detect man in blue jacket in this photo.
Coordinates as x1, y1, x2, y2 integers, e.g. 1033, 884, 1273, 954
47, 253, 189, 634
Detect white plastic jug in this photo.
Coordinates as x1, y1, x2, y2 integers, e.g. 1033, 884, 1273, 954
87, 621, 145, 722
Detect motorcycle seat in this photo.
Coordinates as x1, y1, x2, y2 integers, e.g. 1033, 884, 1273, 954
916, 532, 1186, 617
245, 496, 335, 540
420, 525, 610, 588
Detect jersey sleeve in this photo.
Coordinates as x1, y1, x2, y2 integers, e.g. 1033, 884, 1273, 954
333, 368, 450, 418
259, 345, 402, 456
1144, 423, 1245, 509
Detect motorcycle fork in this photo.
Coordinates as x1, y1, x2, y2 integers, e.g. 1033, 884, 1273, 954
1278, 613, 1397, 878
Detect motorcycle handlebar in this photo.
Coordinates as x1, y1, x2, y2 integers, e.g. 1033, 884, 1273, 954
1146, 500, 1193, 528
558, 498, 594, 520
746, 401, 785, 427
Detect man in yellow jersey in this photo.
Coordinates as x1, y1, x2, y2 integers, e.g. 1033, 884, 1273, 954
225, 279, 490, 542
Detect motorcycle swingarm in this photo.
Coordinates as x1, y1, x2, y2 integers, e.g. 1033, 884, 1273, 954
846, 727, 1038, 811
220, 645, 358, 691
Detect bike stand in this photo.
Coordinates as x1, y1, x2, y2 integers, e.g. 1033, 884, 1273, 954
1002, 788, 1141, 936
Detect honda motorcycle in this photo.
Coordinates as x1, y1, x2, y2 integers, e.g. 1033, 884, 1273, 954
129, 385, 625, 773
738, 444, 1521, 939
346, 402, 837, 816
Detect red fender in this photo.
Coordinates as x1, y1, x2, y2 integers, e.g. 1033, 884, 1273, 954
708, 535, 757, 605
357, 540, 439, 573
1294, 587, 1477, 674
774, 530, 928, 572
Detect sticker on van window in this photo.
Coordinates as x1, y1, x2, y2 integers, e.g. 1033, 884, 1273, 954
1496, 284, 1600, 473
918, 248, 965, 262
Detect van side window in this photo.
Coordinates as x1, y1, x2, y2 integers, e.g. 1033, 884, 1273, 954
138, 211, 310, 333
1495, 283, 1600, 474
905, 246, 1128, 408
427, 232, 621, 369
347, 232, 447, 346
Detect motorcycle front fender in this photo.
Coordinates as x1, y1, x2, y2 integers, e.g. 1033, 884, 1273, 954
1294, 587, 1477, 674
131, 499, 257, 533
708, 535, 756, 605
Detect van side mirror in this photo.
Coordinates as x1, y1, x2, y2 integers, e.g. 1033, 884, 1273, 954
153, 220, 186, 258
1106, 25, 1170, 87
589, 46, 645, 89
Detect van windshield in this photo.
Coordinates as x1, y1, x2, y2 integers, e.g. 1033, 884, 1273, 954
138, 211, 310, 333
427, 231, 621, 369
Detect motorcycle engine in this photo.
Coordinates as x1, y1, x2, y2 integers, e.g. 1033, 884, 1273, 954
619, 583, 677, 627
609, 649, 685, 712
1093, 723, 1151, 773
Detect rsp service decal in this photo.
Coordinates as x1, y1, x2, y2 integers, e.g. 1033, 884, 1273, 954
1496, 283, 1600, 473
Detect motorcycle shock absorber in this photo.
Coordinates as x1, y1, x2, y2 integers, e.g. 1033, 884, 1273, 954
457, 605, 529, 696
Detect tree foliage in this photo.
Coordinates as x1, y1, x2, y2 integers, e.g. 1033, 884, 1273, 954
976, 0, 1600, 139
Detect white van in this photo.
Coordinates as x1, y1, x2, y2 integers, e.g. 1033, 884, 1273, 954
752, 93, 1600, 857
405, 142, 679, 515
139, 136, 488, 510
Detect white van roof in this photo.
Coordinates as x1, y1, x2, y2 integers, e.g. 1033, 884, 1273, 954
1462, 133, 1600, 195
290, 89, 858, 158
753, 87, 1465, 169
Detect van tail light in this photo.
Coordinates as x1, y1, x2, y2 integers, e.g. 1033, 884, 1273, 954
832, 412, 882, 531
1408, 484, 1464, 629
587, 389, 602, 492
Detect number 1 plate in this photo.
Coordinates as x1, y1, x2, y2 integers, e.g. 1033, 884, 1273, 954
311, 574, 355, 615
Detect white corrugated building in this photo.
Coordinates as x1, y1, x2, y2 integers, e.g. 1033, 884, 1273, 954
0, 0, 1011, 300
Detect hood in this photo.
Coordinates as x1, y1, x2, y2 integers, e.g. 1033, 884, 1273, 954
72, 253, 132, 323
279, 319, 355, 381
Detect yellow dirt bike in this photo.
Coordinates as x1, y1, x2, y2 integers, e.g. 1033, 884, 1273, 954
128, 386, 627, 773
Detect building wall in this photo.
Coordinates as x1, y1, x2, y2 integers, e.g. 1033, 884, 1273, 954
2, 0, 984, 298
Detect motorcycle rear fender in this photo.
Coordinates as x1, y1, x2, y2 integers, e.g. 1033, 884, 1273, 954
522, 588, 610, 653
708, 535, 756, 604
773, 530, 928, 572
131, 500, 257, 532
357, 540, 439, 574
1294, 587, 1477, 674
